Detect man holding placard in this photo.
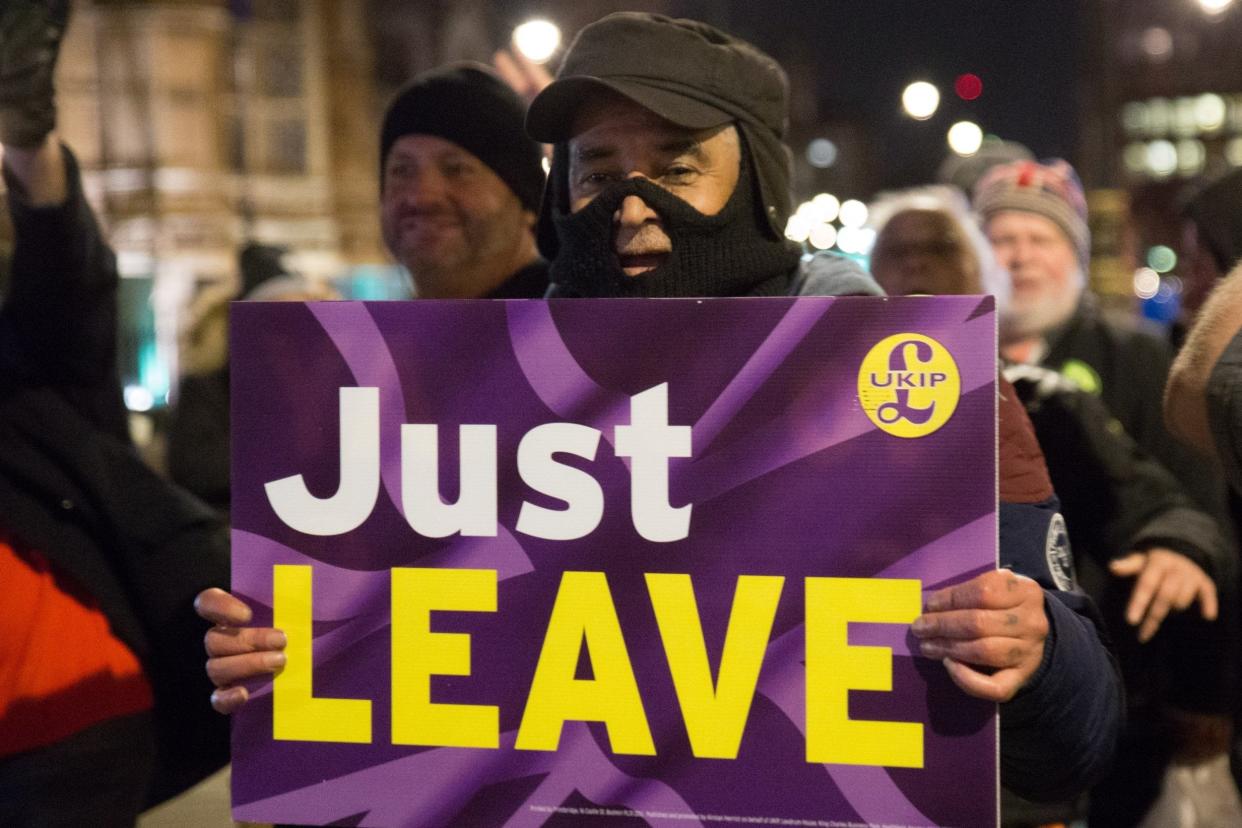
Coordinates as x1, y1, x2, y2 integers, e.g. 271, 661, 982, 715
200, 13, 1121, 827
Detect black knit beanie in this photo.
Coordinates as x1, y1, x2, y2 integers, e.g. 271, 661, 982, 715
379, 63, 544, 213
1183, 168, 1242, 274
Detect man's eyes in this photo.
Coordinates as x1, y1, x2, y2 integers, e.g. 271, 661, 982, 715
990, 234, 1058, 249
581, 170, 620, 185
384, 161, 478, 179
662, 165, 697, 182
442, 160, 479, 177
577, 165, 698, 187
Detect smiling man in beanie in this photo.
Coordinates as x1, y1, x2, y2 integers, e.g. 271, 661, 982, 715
976, 158, 1228, 539
975, 160, 1198, 460
199, 12, 1121, 814
378, 63, 548, 299
976, 160, 1231, 627
978, 159, 1241, 826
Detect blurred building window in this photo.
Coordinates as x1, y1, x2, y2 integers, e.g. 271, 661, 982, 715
104, 93, 150, 166
157, 32, 214, 91
265, 117, 307, 174
227, 111, 246, 172
259, 40, 303, 98
253, 0, 302, 22
157, 89, 215, 167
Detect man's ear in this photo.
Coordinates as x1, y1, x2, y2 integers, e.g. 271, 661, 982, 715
522, 209, 538, 231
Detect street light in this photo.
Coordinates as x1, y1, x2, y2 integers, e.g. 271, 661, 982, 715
513, 20, 561, 64
1195, 93, 1227, 132
839, 200, 869, 228
809, 223, 837, 251
806, 138, 838, 168
810, 193, 840, 223
1197, 0, 1234, 15
785, 214, 812, 243
1146, 140, 1178, 177
947, 121, 984, 157
901, 81, 940, 120
1133, 268, 1160, 300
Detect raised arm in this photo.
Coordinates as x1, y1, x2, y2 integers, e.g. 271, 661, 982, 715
1, 1, 127, 435
3, 132, 66, 204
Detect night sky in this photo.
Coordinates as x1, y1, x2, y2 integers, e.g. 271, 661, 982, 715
674, 0, 1084, 192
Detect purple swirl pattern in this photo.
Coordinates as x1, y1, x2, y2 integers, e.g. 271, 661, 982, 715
229, 297, 998, 827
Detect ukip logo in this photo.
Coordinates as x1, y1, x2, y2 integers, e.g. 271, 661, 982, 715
857, 333, 961, 438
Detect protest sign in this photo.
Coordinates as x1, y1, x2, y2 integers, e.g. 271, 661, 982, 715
230, 296, 997, 827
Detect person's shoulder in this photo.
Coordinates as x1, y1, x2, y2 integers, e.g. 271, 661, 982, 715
1055, 300, 1171, 382
1083, 301, 1171, 356
790, 252, 885, 297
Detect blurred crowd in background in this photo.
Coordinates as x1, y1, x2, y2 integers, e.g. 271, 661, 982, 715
0, 0, 1239, 460
7, 2, 1242, 827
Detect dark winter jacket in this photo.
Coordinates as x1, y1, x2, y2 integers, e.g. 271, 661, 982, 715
0, 147, 229, 805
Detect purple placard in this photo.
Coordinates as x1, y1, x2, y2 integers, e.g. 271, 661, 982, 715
230, 296, 998, 828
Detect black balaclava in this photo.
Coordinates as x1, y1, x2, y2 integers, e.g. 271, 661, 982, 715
545, 137, 801, 298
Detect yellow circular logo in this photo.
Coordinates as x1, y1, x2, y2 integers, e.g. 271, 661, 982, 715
858, 333, 961, 438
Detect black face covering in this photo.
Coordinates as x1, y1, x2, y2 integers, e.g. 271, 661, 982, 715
546, 147, 802, 298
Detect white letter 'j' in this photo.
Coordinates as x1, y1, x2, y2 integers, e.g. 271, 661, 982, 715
265, 387, 380, 536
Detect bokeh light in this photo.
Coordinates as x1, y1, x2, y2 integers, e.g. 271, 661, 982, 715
836, 227, 877, 256
1195, 94, 1227, 132
512, 20, 561, 63
902, 81, 940, 120
857, 228, 877, 256
954, 73, 983, 101
809, 224, 838, 251
806, 138, 839, 168
1133, 268, 1161, 300
1198, 0, 1234, 16
124, 385, 155, 413
1140, 27, 1173, 61
1146, 140, 1177, 177
1147, 245, 1177, 273
810, 192, 841, 223
785, 213, 812, 243
947, 121, 984, 156
839, 199, 869, 229
836, 227, 862, 254
1227, 137, 1242, 167
1121, 102, 1147, 137
1177, 139, 1206, 175
1146, 98, 1172, 135
1173, 97, 1198, 137
1123, 142, 1148, 174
